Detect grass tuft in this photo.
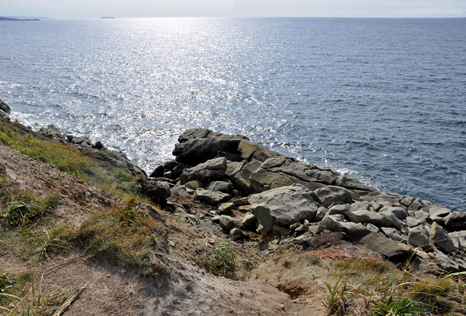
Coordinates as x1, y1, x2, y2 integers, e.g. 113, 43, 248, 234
202, 240, 237, 277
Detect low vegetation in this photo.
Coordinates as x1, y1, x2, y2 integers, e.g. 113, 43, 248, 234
0, 122, 148, 203
201, 240, 237, 277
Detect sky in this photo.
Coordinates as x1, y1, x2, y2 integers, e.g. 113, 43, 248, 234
1, 0, 466, 19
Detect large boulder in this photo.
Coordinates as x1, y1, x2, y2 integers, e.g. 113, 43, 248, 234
443, 212, 466, 232
237, 139, 283, 162
219, 215, 243, 230
231, 160, 261, 193
249, 168, 294, 193
180, 157, 227, 184
173, 137, 242, 165
139, 180, 171, 204
335, 174, 375, 191
408, 225, 434, 251
356, 233, 406, 259
249, 185, 319, 233
429, 222, 456, 253
314, 186, 354, 208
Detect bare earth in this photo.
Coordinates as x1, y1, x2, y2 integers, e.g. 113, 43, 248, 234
0, 144, 334, 315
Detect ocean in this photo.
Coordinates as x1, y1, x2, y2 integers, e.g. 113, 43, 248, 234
0, 17, 465, 211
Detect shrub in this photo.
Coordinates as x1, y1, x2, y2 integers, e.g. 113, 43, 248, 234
410, 278, 454, 314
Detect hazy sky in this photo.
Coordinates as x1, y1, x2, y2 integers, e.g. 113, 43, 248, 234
2, 0, 465, 19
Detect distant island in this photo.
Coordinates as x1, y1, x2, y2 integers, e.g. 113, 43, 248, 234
0, 16, 40, 21
100, 17, 115, 19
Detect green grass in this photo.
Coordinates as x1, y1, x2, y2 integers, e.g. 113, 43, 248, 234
50, 199, 167, 268
0, 122, 149, 204
409, 278, 455, 314
202, 240, 237, 277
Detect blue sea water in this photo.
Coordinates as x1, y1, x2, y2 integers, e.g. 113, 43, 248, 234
0, 17, 465, 211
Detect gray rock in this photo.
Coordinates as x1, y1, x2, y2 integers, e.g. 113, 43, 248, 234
380, 210, 406, 230
295, 224, 309, 233
366, 223, 380, 233
407, 217, 424, 228
225, 161, 245, 177
381, 206, 408, 220
314, 186, 354, 208
408, 199, 423, 212
314, 206, 328, 222
350, 201, 371, 212
414, 210, 429, 221
249, 168, 294, 193
428, 205, 451, 218
321, 215, 344, 232
68, 136, 93, 147
0, 98, 11, 114
335, 174, 375, 191
408, 225, 434, 251
232, 160, 261, 193
381, 227, 405, 242
177, 128, 224, 143
450, 231, 466, 250
429, 222, 456, 253
443, 212, 466, 232
327, 204, 352, 217
400, 196, 415, 207
230, 228, 243, 238
184, 180, 205, 190
40, 124, 68, 144
173, 134, 244, 165
219, 215, 243, 230
249, 185, 319, 233
237, 139, 283, 162
241, 212, 257, 231
347, 210, 394, 227
195, 188, 231, 205
181, 157, 227, 184
356, 233, 406, 259
208, 181, 233, 193
230, 197, 250, 206
218, 202, 235, 214
139, 180, 171, 200
0, 109, 9, 119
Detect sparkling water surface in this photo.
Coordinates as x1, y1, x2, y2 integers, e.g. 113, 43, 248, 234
0, 18, 465, 211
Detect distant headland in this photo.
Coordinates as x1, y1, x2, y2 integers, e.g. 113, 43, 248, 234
0, 16, 40, 21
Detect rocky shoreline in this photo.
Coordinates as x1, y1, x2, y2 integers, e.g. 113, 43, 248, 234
3, 97, 466, 272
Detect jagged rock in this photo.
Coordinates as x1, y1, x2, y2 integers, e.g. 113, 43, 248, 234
356, 233, 406, 259
180, 157, 227, 184
230, 197, 250, 206
149, 165, 164, 178
414, 210, 429, 221
314, 186, 354, 208
163, 160, 191, 179
249, 185, 319, 233
218, 202, 235, 214
219, 215, 243, 230
68, 136, 93, 148
208, 181, 233, 193
139, 180, 171, 204
184, 180, 204, 190
400, 196, 415, 207
366, 223, 380, 233
381, 206, 408, 220
347, 210, 394, 227
194, 188, 230, 205
335, 174, 374, 191
408, 225, 434, 251
225, 161, 245, 177
40, 124, 68, 144
232, 160, 261, 193
450, 231, 466, 250
314, 206, 327, 222
380, 210, 406, 230
321, 215, 344, 232
429, 222, 456, 253
443, 212, 466, 232
381, 227, 405, 242
173, 136, 242, 165
237, 139, 283, 162
0, 98, 11, 114
350, 201, 371, 212
407, 217, 424, 228
295, 223, 309, 233
241, 212, 257, 231
238, 205, 251, 212
177, 128, 224, 143
408, 199, 423, 211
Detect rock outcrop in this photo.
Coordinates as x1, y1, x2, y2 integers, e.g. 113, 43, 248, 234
164, 128, 466, 272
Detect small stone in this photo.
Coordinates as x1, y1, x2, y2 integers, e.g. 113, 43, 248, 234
218, 202, 235, 214
168, 241, 176, 247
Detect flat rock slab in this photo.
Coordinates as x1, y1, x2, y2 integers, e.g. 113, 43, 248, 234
249, 185, 318, 233
356, 233, 406, 259
314, 186, 354, 208
195, 188, 231, 205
